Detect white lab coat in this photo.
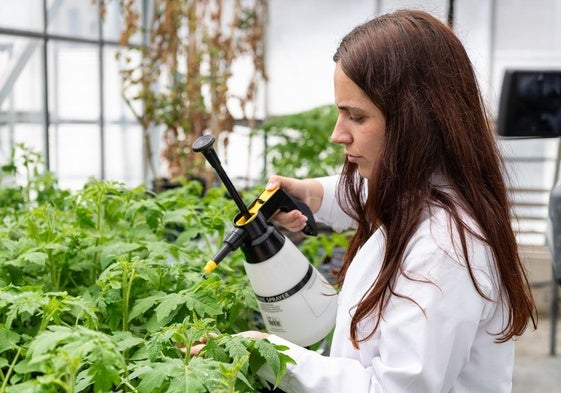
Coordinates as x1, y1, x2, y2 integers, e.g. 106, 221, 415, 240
264, 176, 514, 393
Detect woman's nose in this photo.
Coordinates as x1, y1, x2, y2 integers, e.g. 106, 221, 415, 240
331, 117, 351, 144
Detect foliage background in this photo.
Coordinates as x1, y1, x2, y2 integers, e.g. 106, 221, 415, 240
260, 105, 342, 179
0, 146, 292, 392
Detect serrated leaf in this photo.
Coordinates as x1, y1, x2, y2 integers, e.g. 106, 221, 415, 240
129, 291, 166, 321
75, 205, 96, 229
99, 242, 143, 266
0, 327, 20, 352
155, 292, 186, 322
87, 347, 123, 392
182, 357, 226, 393
155, 290, 221, 323
111, 331, 145, 352
183, 290, 222, 317
144, 240, 174, 260
75, 369, 93, 392
18, 251, 47, 266
255, 339, 295, 387
134, 359, 181, 392
199, 339, 229, 363
145, 206, 163, 231
223, 336, 251, 362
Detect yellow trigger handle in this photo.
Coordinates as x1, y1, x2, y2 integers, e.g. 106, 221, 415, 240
235, 187, 280, 225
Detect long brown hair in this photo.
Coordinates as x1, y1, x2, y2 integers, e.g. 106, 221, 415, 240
333, 9, 537, 348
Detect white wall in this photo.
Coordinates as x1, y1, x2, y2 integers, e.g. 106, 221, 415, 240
264, 0, 561, 117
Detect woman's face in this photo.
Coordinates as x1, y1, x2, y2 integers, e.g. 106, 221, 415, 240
332, 63, 386, 179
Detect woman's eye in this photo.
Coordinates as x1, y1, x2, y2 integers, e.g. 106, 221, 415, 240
349, 115, 364, 123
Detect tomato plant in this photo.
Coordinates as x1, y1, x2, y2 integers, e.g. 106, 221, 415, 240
0, 147, 293, 392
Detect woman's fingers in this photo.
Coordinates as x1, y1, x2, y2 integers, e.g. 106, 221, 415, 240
186, 333, 218, 356
234, 330, 270, 340
267, 176, 323, 214
189, 342, 206, 356
272, 209, 308, 232
188, 331, 267, 356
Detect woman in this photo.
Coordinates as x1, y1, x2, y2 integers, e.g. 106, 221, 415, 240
197, 9, 537, 392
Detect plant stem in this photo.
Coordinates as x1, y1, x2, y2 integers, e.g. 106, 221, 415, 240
122, 380, 138, 392
92, 185, 105, 282
47, 248, 59, 290
0, 346, 21, 393
24, 162, 31, 203
122, 260, 134, 332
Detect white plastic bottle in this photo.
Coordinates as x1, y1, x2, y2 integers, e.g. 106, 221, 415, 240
243, 234, 338, 347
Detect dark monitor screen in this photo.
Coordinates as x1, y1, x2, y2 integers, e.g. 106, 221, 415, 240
496, 70, 561, 138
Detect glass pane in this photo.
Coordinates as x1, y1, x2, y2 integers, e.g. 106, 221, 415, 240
0, 125, 45, 178
0, 36, 44, 112
46, 0, 99, 40
49, 124, 100, 189
0, 34, 45, 164
103, 46, 137, 121
221, 125, 265, 188
103, 46, 144, 185
0, 0, 43, 32
104, 124, 143, 186
102, 0, 143, 45
48, 41, 99, 120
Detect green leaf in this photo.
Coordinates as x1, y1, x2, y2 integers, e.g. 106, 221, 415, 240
182, 290, 222, 318
199, 338, 229, 363
132, 359, 182, 392
0, 357, 9, 368
99, 241, 143, 266
255, 339, 295, 387
4, 379, 46, 392
144, 240, 175, 260
18, 251, 47, 266
155, 289, 221, 324
145, 205, 164, 231
129, 291, 167, 321
87, 346, 123, 392
25, 326, 124, 392
0, 327, 20, 353
155, 292, 186, 322
111, 330, 145, 353
75, 204, 96, 229
223, 336, 251, 363
27, 326, 74, 358
182, 357, 227, 393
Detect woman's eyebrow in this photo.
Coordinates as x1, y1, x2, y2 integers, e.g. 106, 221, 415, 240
337, 105, 364, 112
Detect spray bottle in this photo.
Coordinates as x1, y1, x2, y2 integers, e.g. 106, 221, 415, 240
193, 135, 338, 347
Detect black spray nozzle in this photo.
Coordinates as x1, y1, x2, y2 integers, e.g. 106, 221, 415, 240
193, 134, 251, 219
202, 227, 247, 274
194, 134, 318, 273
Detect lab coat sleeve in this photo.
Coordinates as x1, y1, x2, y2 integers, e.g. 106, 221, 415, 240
260, 232, 499, 393
261, 335, 374, 392
314, 175, 356, 232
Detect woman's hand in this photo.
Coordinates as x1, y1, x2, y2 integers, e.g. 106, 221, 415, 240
266, 176, 323, 232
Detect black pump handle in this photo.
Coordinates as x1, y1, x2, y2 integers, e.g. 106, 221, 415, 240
258, 188, 318, 236
193, 134, 251, 219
